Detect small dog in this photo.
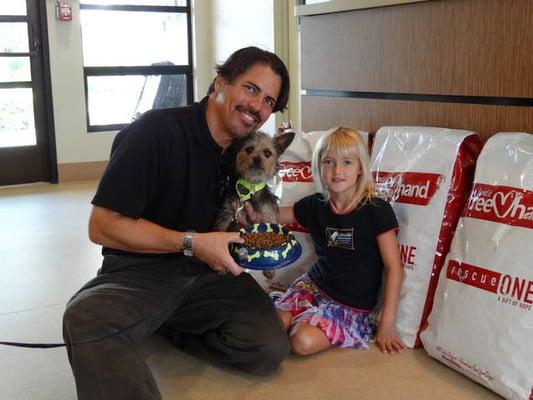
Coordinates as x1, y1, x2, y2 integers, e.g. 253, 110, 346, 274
214, 128, 295, 231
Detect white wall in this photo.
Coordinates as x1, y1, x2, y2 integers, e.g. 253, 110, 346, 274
45, 0, 115, 164
210, 0, 276, 135
211, 1, 274, 66
45, 0, 280, 165
194, 1, 300, 135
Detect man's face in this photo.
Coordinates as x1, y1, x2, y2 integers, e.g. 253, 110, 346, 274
212, 63, 282, 140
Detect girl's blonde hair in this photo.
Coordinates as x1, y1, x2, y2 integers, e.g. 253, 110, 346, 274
311, 127, 375, 201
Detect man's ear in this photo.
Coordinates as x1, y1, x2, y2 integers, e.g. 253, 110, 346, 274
213, 75, 225, 93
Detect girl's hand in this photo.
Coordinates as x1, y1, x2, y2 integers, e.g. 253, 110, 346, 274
235, 201, 261, 227
375, 322, 406, 354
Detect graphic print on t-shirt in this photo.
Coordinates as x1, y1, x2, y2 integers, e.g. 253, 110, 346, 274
325, 227, 354, 250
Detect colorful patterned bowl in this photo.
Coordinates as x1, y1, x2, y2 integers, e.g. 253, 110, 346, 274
231, 223, 302, 270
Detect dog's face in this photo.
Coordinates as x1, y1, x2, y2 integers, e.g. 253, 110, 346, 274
214, 129, 295, 231
235, 131, 295, 184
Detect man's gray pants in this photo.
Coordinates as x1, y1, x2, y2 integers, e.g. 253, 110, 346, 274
63, 254, 289, 400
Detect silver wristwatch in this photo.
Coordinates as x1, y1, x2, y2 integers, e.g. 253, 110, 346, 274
183, 230, 195, 257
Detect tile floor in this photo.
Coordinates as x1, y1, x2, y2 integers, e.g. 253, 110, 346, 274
0, 181, 501, 400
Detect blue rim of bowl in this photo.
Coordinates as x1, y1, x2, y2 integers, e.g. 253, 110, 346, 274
231, 223, 302, 270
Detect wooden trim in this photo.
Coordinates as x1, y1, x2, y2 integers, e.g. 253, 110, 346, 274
295, 0, 430, 16
303, 89, 533, 107
58, 161, 108, 183
299, 0, 533, 142
301, 0, 533, 98
301, 96, 533, 142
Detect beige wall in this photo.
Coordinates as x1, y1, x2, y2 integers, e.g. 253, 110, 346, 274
208, 0, 277, 135
45, 0, 115, 165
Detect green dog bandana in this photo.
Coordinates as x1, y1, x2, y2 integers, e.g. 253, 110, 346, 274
236, 178, 266, 202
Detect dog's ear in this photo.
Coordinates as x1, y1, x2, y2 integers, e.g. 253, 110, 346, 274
225, 135, 250, 172
273, 130, 295, 155
231, 132, 255, 153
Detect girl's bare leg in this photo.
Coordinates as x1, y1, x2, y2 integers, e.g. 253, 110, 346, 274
278, 310, 293, 331
289, 323, 331, 356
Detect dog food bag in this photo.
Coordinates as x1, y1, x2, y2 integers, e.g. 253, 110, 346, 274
370, 126, 481, 348
420, 132, 533, 400
248, 128, 369, 291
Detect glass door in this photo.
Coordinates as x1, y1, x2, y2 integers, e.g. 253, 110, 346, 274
0, 0, 56, 186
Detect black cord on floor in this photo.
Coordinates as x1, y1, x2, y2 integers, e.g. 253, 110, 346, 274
0, 276, 199, 349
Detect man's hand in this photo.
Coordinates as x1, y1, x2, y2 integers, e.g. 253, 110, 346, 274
192, 231, 245, 276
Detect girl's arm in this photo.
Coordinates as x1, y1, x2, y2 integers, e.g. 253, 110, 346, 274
239, 204, 296, 225
375, 229, 407, 354
278, 206, 296, 225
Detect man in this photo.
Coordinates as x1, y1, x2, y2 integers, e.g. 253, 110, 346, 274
63, 47, 291, 400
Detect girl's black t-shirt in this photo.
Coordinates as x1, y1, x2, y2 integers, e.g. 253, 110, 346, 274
294, 193, 399, 310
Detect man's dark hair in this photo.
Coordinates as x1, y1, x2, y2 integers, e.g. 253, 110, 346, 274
207, 46, 290, 113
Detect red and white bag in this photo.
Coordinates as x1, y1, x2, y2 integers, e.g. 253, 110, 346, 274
249, 128, 369, 291
420, 132, 533, 400
370, 126, 481, 347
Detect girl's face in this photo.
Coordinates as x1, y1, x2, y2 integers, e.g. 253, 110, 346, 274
320, 150, 361, 197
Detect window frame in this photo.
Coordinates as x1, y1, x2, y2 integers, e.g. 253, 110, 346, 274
79, 1, 193, 132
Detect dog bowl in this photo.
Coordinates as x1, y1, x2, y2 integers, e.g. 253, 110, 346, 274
231, 223, 302, 270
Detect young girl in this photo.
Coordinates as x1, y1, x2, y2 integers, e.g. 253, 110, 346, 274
275, 127, 406, 356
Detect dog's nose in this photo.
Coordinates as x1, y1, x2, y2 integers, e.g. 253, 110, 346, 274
253, 156, 262, 167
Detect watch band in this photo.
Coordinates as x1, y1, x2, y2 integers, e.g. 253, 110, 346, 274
183, 230, 195, 257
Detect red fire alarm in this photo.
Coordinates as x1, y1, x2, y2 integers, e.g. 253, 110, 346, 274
56, 0, 72, 21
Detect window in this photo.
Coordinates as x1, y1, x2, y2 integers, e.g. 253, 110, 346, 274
1, 1, 35, 148
80, 0, 192, 131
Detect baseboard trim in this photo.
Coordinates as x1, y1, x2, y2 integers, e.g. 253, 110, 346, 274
58, 161, 108, 182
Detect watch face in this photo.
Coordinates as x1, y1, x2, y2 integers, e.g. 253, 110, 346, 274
183, 231, 195, 256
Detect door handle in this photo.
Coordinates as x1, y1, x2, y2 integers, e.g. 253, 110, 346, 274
29, 41, 40, 57
28, 23, 40, 57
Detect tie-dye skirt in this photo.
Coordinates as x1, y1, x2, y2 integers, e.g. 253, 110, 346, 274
273, 274, 377, 349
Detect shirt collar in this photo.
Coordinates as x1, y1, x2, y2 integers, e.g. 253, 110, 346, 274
197, 96, 223, 154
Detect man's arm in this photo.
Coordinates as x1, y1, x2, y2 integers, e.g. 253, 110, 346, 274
89, 205, 182, 253
89, 205, 245, 275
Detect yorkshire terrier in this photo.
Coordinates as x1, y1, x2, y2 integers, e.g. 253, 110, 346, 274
214, 128, 295, 232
